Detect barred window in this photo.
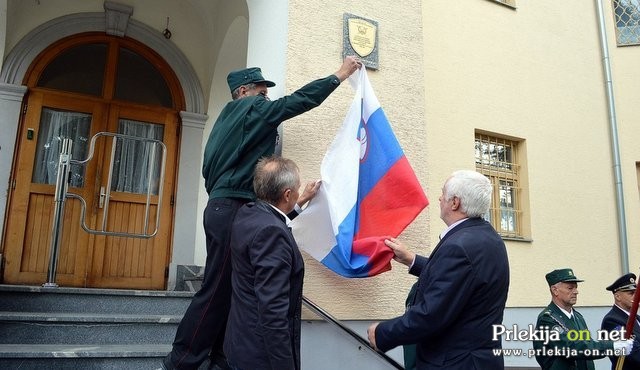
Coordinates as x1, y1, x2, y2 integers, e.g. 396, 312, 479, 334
475, 133, 523, 238
613, 0, 640, 45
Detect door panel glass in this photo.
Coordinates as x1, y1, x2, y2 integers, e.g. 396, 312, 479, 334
32, 108, 92, 187
110, 119, 164, 195
37, 43, 107, 96
114, 47, 173, 107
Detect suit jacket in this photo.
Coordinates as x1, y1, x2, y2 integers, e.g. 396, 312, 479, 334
533, 302, 612, 370
600, 305, 640, 370
375, 217, 510, 369
223, 201, 305, 370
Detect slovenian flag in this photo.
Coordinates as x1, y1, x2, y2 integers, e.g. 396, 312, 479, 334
290, 68, 428, 278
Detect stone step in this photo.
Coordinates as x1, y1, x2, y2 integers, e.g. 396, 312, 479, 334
0, 284, 193, 316
0, 311, 182, 345
0, 284, 191, 367
0, 343, 172, 370
0, 284, 408, 370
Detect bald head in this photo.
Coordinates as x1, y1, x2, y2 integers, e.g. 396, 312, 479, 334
253, 156, 301, 213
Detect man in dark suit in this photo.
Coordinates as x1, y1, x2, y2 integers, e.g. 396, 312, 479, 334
533, 269, 633, 370
367, 169, 510, 369
601, 273, 640, 370
224, 156, 305, 370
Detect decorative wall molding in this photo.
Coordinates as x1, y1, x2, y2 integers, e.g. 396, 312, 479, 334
0, 11, 205, 113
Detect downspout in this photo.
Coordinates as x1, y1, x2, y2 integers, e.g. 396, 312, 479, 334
595, 0, 629, 273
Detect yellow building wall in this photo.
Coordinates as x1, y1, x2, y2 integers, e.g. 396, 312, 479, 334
608, 0, 640, 305
421, 0, 640, 308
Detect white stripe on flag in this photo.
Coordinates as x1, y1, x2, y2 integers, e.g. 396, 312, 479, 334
291, 70, 364, 262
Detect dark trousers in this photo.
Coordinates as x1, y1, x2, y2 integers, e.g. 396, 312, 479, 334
165, 198, 247, 370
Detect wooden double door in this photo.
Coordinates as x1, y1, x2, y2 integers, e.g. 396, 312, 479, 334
3, 33, 184, 290
3, 89, 178, 289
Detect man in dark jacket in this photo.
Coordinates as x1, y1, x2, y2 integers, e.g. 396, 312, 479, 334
601, 273, 640, 370
224, 156, 304, 370
164, 57, 361, 370
367, 170, 510, 369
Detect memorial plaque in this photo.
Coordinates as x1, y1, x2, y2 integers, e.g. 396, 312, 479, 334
343, 13, 379, 70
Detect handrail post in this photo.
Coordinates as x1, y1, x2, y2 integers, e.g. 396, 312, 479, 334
43, 138, 73, 288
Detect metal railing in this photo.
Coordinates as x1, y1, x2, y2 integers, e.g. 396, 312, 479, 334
302, 295, 404, 369
44, 132, 166, 287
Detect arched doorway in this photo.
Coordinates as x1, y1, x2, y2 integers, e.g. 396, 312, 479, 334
2, 32, 184, 289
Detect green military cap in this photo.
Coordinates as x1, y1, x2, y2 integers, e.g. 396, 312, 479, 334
227, 67, 275, 93
606, 273, 636, 292
545, 268, 584, 286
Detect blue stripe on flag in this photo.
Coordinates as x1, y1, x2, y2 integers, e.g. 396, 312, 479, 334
321, 247, 371, 278
320, 203, 370, 278
358, 108, 403, 198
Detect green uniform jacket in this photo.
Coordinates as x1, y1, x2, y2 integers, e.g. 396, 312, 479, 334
533, 302, 613, 370
202, 75, 341, 200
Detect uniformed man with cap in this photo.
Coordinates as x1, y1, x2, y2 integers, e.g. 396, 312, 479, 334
600, 273, 640, 370
163, 56, 362, 370
533, 268, 634, 370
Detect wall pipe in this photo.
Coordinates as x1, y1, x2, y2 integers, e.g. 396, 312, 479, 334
595, 0, 629, 273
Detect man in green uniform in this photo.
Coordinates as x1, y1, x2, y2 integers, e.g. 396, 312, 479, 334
533, 268, 633, 370
164, 56, 362, 370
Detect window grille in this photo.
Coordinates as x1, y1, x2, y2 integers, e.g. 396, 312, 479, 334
613, 0, 640, 45
475, 133, 523, 238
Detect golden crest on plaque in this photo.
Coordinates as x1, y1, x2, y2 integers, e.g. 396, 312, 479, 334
348, 18, 376, 57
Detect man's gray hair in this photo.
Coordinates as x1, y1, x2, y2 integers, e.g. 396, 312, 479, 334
253, 156, 300, 204
231, 83, 256, 100
444, 170, 492, 217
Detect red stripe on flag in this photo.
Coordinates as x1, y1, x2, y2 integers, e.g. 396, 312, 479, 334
355, 156, 429, 240
352, 237, 394, 276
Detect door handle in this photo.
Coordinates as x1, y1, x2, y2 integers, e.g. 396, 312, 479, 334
99, 186, 106, 208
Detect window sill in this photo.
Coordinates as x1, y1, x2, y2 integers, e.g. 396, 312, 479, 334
500, 236, 532, 243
